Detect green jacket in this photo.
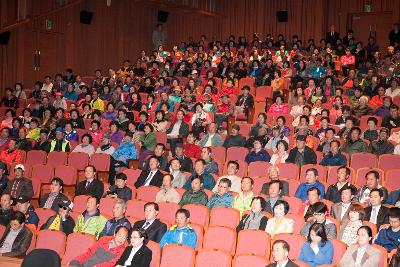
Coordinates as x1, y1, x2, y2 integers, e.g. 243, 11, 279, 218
342, 139, 369, 157
73, 210, 107, 239
140, 132, 157, 151
179, 190, 208, 207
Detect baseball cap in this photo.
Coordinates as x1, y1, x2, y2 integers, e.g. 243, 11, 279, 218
15, 196, 30, 204
55, 127, 64, 133
58, 199, 74, 210
296, 135, 307, 142
14, 164, 25, 172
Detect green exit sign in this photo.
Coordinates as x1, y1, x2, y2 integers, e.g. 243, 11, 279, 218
364, 4, 372, 12
45, 19, 53, 30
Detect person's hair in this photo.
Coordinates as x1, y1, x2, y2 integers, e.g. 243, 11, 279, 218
390, 104, 399, 111
340, 184, 356, 195
348, 204, 365, 220
307, 223, 328, 246
130, 227, 149, 244
389, 207, 400, 220
115, 173, 127, 181
10, 211, 26, 224
155, 143, 166, 151
307, 187, 321, 197
250, 196, 267, 211
195, 159, 206, 166
338, 166, 351, 176
330, 140, 340, 147
148, 155, 160, 164
51, 177, 64, 188
276, 140, 289, 151
87, 195, 100, 205
365, 170, 380, 180
306, 168, 318, 177
191, 175, 203, 184
219, 177, 232, 188
202, 146, 212, 154
370, 188, 384, 198
227, 160, 239, 170
85, 165, 97, 173
176, 208, 190, 218
242, 176, 254, 185
269, 180, 283, 191
144, 202, 159, 211
367, 117, 378, 125
81, 133, 93, 144
310, 202, 327, 214
358, 225, 373, 244
272, 239, 290, 252
114, 198, 127, 211
273, 200, 290, 215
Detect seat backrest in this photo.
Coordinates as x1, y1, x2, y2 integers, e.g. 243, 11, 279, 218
136, 186, 160, 202
31, 164, 54, 183
126, 199, 146, 220
378, 154, 400, 172
350, 152, 377, 171
209, 146, 226, 162
35, 230, 66, 257
89, 153, 110, 171
72, 195, 89, 213
247, 162, 272, 177
47, 151, 68, 167
26, 150, 47, 165
190, 223, 204, 250
226, 147, 249, 161
202, 226, 237, 255
273, 233, 305, 259
209, 207, 240, 229
67, 152, 89, 171
147, 240, 161, 267
61, 233, 96, 264
0, 224, 5, 238
276, 163, 299, 180
236, 229, 271, 258
182, 204, 209, 228
330, 238, 346, 265
195, 250, 232, 267
159, 244, 195, 267
54, 165, 77, 185
123, 169, 142, 187
35, 208, 56, 227
372, 244, 388, 267
385, 169, 400, 191
233, 254, 269, 267
158, 202, 179, 225
99, 197, 115, 217
283, 196, 302, 214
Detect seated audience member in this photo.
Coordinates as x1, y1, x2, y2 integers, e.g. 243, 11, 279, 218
110, 132, 138, 181
236, 196, 268, 232
142, 143, 168, 172
382, 104, 400, 132
95, 133, 116, 155
374, 207, 400, 252
132, 202, 167, 243
75, 165, 104, 200
331, 185, 357, 225
356, 170, 388, 205
134, 156, 164, 188
33, 129, 51, 153
325, 166, 357, 203
338, 204, 365, 246
49, 127, 71, 152
166, 109, 189, 154
198, 122, 223, 147
0, 162, 8, 194
183, 159, 216, 191
264, 180, 284, 214
106, 173, 132, 201
4, 164, 33, 200
0, 194, 13, 226
100, 199, 131, 237
0, 139, 23, 166
69, 226, 128, 267
159, 209, 197, 249
286, 135, 317, 166
183, 132, 201, 159
265, 200, 294, 238
267, 240, 300, 267
41, 199, 75, 235
16, 196, 39, 229
364, 188, 390, 230
320, 140, 347, 166
223, 124, 246, 148
15, 128, 32, 151
300, 202, 337, 238
299, 223, 334, 267
362, 117, 379, 142
295, 168, 325, 202
316, 127, 336, 155
213, 160, 242, 193
169, 158, 188, 188
64, 121, 79, 142
269, 140, 289, 165
172, 143, 193, 173
200, 146, 219, 175
301, 187, 323, 221
0, 211, 33, 257
88, 120, 104, 145
40, 177, 69, 212
232, 177, 255, 215
340, 226, 381, 267
155, 174, 181, 203
245, 139, 271, 164
250, 113, 268, 137
246, 124, 269, 148
207, 178, 234, 209
73, 196, 107, 239
72, 134, 96, 156
179, 176, 209, 207
115, 228, 152, 267
260, 165, 289, 196
342, 127, 369, 157
370, 127, 394, 155
265, 126, 290, 152
387, 189, 400, 207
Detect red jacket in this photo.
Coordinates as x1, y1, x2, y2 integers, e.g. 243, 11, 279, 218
0, 149, 22, 166
184, 143, 202, 159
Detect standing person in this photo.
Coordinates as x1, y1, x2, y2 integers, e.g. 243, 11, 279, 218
152, 24, 167, 50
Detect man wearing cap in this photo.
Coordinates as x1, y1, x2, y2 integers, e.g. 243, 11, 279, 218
95, 133, 116, 155
0, 139, 23, 166
166, 109, 189, 154
39, 177, 69, 212
223, 124, 246, 148
32, 129, 51, 153
370, 128, 394, 155
191, 69, 202, 86
4, 164, 33, 200
286, 135, 317, 166
49, 127, 71, 152
235, 85, 255, 116
40, 198, 75, 235
16, 196, 39, 228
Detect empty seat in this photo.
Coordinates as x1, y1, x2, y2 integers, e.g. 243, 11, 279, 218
273, 233, 305, 259
182, 204, 209, 228
378, 154, 400, 172
136, 186, 160, 202
54, 165, 77, 186
238, 77, 255, 88
99, 197, 115, 217
68, 152, 89, 171
61, 233, 96, 264
247, 162, 272, 177
31, 164, 54, 183
47, 151, 68, 167
147, 240, 161, 267
255, 86, 273, 102
233, 254, 269, 267
160, 244, 195, 267
209, 207, 240, 229
195, 250, 231, 267
202, 226, 236, 255
123, 169, 142, 187
126, 199, 146, 220
276, 163, 299, 180
26, 150, 47, 165
73, 195, 89, 213
158, 202, 179, 225
35, 230, 66, 257
385, 169, 400, 191
35, 208, 56, 227
209, 146, 226, 162
236, 229, 270, 258
89, 153, 110, 173
155, 131, 167, 145
282, 196, 302, 214
226, 147, 249, 162
350, 153, 377, 171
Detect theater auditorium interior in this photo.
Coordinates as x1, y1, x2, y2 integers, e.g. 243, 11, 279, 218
1, 0, 400, 266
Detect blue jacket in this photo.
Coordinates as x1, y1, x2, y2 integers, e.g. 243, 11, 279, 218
113, 141, 138, 164
320, 152, 347, 166
205, 160, 219, 175
299, 240, 333, 267
307, 66, 327, 79
64, 130, 79, 142
64, 91, 78, 101
100, 216, 131, 237
295, 181, 325, 202
183, 172, 216, 191
386, 189, 400, 205
375, 227, 400, 252
207, 192, 233, 209
25, 205, 39, 228
245, 149, 270, 164
160, 225, 197, 249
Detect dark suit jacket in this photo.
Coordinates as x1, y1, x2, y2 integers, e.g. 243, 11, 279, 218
4, 177, 34, 200
286, 146, 317, 165
116, 244, 152, 267
133, 219, 167, 243
39, 193, 69, 212
0, 225, 33, 257
364, 205, 390, 229
134, 170, 163, 188
264, 196, 284, 214
166, 121, 189, 137
266, 259, 299, 267
325, 31, 340, 45
75, 179, 104, 200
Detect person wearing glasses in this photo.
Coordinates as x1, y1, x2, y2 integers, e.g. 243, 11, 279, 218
40, 199, 75, 235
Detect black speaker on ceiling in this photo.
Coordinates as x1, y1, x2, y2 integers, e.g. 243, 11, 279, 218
80, 10, 93, 24
277, 10, 288, 22
0, 32, 11, 45
157, 10, 169, 23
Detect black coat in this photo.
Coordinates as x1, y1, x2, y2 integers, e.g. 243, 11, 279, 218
286, 146, 317, 166
39, 193, 69, 212
116, 244, 152, 267
4, 177, 34, 199
40, 214, 75, 235
0, 225, 33, 257
132, 219, 167, 243
364, 205, 390, 230
266, 259, 300, 267
75, 179, 104, 200
166, 121, 189, 137
134, 170, 163, 188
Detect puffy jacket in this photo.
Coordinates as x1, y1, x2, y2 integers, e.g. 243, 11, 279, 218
73, 209, 107, 239
160, 225, 197, 249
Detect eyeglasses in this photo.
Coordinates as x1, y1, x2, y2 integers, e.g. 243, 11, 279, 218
59, 206, 69, 210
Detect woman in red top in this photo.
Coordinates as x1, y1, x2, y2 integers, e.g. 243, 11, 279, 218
183, 132, 201, 159
0, 139, 22, 166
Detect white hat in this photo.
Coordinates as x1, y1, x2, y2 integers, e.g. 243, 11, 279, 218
14, 164, 25, 172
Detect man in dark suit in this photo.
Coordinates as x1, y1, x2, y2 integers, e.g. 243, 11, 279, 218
4, 164, 33, 201
325, 24, 340, 47
39, 177, 69, 212
166, 109, 189, 154
263, 180, 284, 214
0, 211, 33, 257
364, 188, 390, 230
75, 165, 104, 200
266, 239, 299, 267
132, 202, 167, 243
172, 143, 193, 173
135, 156, 163, 188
